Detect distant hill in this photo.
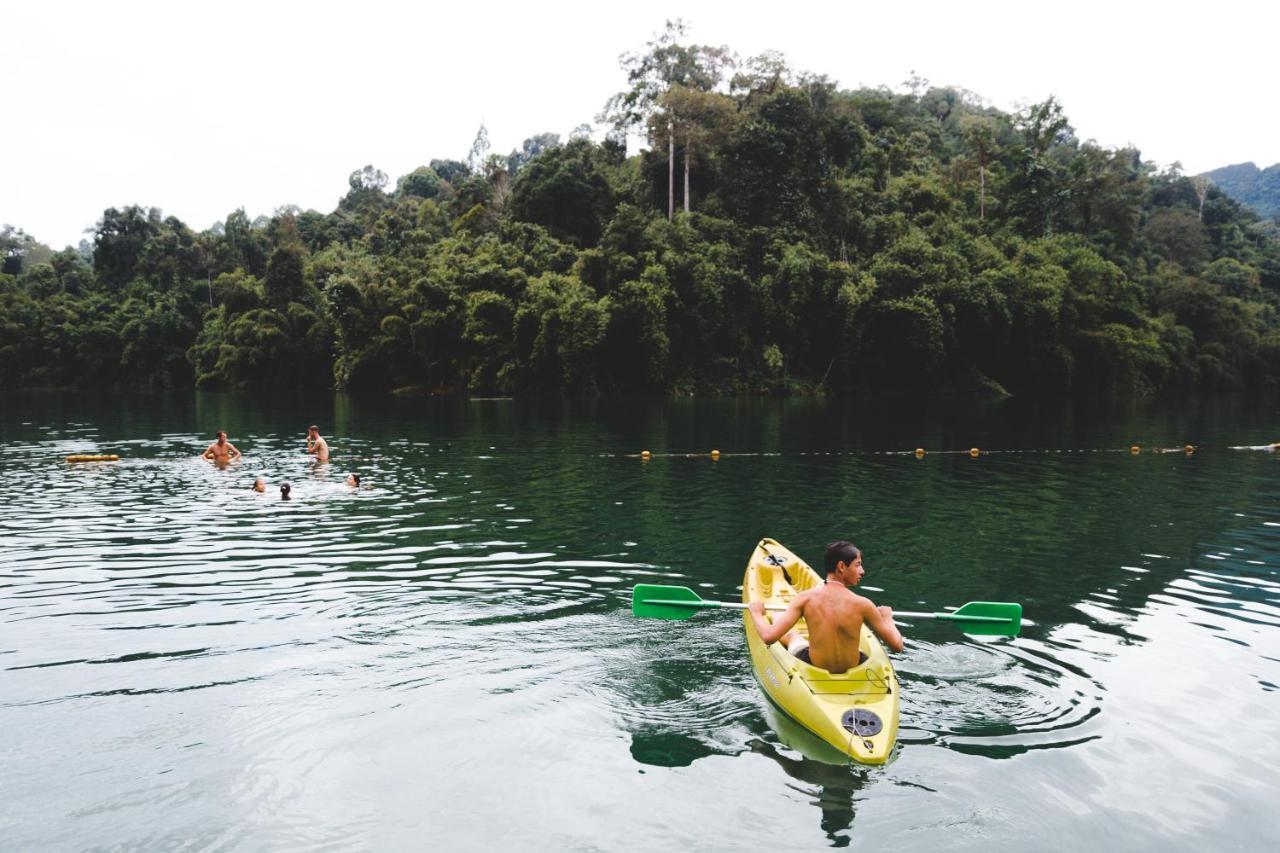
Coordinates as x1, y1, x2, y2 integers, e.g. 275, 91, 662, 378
1201, 161, 1280, 218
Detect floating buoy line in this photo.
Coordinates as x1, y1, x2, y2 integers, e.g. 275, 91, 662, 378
58, 442, 1279, 463
636, 449, 779, 459
625, 444, 1213, 459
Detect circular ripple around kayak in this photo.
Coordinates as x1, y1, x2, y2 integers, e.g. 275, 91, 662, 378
898, 640, 1103, 756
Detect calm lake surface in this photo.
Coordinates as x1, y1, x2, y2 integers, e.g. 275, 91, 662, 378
2, 392, 1279, 851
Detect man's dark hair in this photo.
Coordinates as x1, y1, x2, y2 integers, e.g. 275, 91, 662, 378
308, 425, 319, 433
280, 482, 292, 500
216, 430, 227, 439
824, 541, 860, 574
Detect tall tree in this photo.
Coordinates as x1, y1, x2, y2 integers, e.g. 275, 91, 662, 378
958, 114, 999, 221
468, 123, 491, 176
660, 85, 737, 213
602, 20, 733, 219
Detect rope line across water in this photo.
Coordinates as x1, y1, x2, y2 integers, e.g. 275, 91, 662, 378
620, 444, 1237, 459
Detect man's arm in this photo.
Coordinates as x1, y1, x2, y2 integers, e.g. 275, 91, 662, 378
227, 443, 242, 460
748, 596, 805, 645
861, 600, 904, 652
200, 444, 214, 460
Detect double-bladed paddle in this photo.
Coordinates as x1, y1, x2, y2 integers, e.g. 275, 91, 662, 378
631, 583, 1022, 637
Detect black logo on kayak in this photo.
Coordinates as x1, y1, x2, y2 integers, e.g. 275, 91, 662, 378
842, 708, 882, 738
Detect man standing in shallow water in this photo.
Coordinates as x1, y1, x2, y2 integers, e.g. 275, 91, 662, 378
748, 541, 904, 674
306, 425, 329, 462
201, 430, 242, 463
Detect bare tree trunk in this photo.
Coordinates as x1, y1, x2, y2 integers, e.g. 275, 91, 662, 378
490, 171, 510, 210
667, 120, 674, 221
683, 139, 691, 213
818, 355, 836, 391
1190, 175, 1212, 221
979, 156, 986, 222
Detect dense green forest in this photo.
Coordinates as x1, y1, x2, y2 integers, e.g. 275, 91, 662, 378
1203, 161, 1280, 219
4, 24, 1280, 396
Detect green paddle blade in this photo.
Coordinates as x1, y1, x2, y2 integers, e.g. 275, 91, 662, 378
632, 584, 721, 620
945, 601, 1022, 637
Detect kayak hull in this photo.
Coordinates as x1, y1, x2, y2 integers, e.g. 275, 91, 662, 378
742, 538, 900, 765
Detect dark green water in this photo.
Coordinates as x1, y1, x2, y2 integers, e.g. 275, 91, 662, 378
2, 392, 1278, 850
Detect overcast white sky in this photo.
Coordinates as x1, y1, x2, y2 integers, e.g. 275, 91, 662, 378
3, 0, 1275, 249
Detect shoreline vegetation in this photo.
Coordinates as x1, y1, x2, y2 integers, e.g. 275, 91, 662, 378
3, 23, 1279, 398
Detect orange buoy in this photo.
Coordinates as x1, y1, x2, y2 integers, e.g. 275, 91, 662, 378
710, 449, 720, 459
914, 448, 925, 458
1184, 444, 1195, 454
969, 447, 980, 457
641, 450, 651, 460
1130, 445, 1141, 454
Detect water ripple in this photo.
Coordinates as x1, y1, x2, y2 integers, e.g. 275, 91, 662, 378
5, 394, 1280, 849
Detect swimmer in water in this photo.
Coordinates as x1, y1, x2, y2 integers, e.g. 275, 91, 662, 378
280, 482, 292, 501
345, 473, 360, 487
202, 430, 242, 463
252, 477, 266, 493
306, 425, 330, 462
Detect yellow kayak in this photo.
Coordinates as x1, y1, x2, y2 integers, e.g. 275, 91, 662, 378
65, 454, 119, 463
742, 538, 900, 764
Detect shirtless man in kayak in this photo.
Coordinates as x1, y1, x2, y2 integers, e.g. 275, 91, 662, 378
306, 425, 330, 462
748, 541, 903, 674
201, 430, 242, 463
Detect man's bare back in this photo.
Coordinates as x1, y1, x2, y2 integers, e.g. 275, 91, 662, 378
787, 584, 876, 673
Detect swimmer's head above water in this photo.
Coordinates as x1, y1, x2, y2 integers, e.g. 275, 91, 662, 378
253, 477, 266, 493
280, 482, 292, 500
346, 473, 360, 487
